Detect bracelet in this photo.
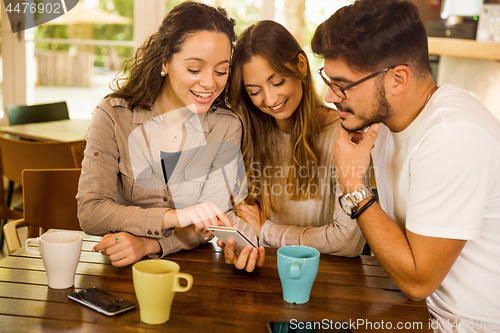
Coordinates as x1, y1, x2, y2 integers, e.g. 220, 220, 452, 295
351, 196, 377, 219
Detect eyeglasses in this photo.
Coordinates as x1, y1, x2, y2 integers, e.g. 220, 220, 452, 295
318, 64, 408, 101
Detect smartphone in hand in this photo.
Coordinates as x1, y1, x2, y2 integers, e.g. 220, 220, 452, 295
207, 226, 258, 253
68, 287, 135, 316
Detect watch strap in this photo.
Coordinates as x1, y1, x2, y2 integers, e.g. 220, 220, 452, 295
351, 196, 377, 219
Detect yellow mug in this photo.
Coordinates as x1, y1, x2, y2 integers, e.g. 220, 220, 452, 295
132, 259, 193, 325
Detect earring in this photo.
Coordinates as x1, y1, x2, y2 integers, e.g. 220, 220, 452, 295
161, 71, 166, 77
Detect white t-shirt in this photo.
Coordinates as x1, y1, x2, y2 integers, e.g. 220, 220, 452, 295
371, 83, 500, 332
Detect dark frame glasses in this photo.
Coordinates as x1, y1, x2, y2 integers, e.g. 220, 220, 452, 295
318, 64, 408, 101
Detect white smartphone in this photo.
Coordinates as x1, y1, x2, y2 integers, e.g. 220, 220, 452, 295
207, 226, 258, 253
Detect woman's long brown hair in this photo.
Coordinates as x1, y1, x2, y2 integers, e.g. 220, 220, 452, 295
229, 20, 330, 219
109, 1, 236, 111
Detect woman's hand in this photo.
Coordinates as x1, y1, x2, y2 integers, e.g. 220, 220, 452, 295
92, 232, 161, 267
217, 239, 265, 272
163, 202, 232, 233
238, 202, 263, 237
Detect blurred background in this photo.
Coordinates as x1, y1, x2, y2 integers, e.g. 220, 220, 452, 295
0, 0, 355, 121
1, 0, 500, 122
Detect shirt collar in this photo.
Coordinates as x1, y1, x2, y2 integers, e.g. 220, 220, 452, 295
132, 107, 154, 124
132, 105, 209, 133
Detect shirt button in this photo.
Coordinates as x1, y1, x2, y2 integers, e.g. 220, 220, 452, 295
154, 231, 159, 235
163, 197, 167, 201
94, 152, 99, 156
147, 230, 152, 235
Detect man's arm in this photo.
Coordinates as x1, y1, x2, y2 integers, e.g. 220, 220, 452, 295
332, 123, 467, 300
356, 200, 466, 300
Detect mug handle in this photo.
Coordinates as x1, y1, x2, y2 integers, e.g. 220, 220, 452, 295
290, 261, 301, 279
25, 238, 40, 255
173, 273, 193, 292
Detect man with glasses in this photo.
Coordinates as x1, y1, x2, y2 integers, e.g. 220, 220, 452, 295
312, 0, 500, 332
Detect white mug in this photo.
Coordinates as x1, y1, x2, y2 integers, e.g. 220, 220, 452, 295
25, 231, 83, 289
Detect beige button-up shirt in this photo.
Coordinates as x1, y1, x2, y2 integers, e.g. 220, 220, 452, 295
77, 97, 244, 256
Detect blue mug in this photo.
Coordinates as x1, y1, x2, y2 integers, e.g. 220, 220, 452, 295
277, 245, 320, 304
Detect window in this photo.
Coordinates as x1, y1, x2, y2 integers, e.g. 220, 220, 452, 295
0, 7, 3, 119
29, 0, 134, 119
4, 0, 352, 121
167, 0, 262, 36
275, 0, 353, 97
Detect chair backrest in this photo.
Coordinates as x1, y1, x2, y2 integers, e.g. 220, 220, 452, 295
0, 135, 81, 184
6, 102, 69, 126
0, 136, 82, 221
22, 169, 82, 238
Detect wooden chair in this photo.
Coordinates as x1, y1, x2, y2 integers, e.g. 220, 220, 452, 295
6, 101, 69, 126
3, 101, 72, 228
3, 169, 83, 254
0, 136, 83, 245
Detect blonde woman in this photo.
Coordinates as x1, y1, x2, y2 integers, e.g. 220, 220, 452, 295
220, 21, 366, 272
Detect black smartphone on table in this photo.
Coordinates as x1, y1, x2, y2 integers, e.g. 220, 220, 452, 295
68, 287, 136, 316
267, 321, 352, 333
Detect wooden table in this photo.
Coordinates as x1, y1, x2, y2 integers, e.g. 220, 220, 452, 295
0, 119, 90, 142
0, 233, 432, 332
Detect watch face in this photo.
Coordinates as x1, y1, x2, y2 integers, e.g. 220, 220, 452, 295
339, 197, 352, 215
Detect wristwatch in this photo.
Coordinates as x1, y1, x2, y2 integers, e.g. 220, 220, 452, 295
339, 185, 374, 217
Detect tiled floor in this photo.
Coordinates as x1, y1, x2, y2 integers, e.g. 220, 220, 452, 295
0, 185, 26, 260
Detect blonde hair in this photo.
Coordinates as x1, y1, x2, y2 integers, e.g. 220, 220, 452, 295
229, 21, 331, 219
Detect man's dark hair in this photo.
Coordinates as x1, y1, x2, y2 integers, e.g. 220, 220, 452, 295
311, 0, 430, 79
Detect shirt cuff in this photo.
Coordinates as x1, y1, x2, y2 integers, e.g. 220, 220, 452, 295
258, 220, 272, 247
156, 227, 207, 257
143, 207, 171, 238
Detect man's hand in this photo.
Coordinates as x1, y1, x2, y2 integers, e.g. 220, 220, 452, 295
332, 123, 379, 193
218, 239, 265, 272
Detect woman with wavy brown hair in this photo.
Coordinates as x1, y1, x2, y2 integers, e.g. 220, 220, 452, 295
219, 20, 365, 272
77, 2, 244, 267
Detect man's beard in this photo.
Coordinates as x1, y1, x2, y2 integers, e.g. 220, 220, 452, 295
337, 83, 394, 133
